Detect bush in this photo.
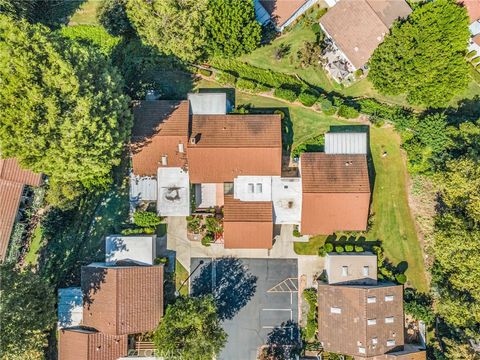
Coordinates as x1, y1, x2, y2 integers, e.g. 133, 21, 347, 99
198, 68, 212, 77
324, 243, 334, 253
298, 90, 318, 107
337, 104, 359, 119
255, 83, 271, 93
355, 245, 364, 252
133, 211, 162, 227
311, 23, 321, 35
60, 25, 121, 55
318, 246, 327, 257
97, 0, 133, 36
467, 50, 477, 59
201, 234, 213, 247
303, 288, 317, 339
121, 227, 155, 235
345, 244, 354, 252
396, 273, 407, 284
215, 71, 236, 85
187, 216, 202, 233
335, 245, 344, 253
318, 97, 336, 115
236, 77, 257, 91
274, 87, 298, 102
154, 256, 169, 266
354, 68, 364, 79
293, 228, 302, 237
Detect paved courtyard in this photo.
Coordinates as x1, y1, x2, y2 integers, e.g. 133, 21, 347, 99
190, 258, 298, 360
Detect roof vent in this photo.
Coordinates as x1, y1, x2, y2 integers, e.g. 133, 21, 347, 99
354, 46, 359, 52
178, 143, 184, 153
161, 155, 168, 166
190, 137, 196, 145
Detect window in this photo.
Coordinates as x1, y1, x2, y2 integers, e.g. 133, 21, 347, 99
358, 347, 366, 354
363, 266, 369, 276
256, 183, 263, 193
224, 182, 234, 195
387, 340, 396, 347
367, 296, 376, 304
385, 295, 394, 302
372, 337, 378, 345
367, 319, 377, 326
330, 307, 341, 314
248, 183, 254, 194
341, 266, 348, 276
385, 317, 394, 324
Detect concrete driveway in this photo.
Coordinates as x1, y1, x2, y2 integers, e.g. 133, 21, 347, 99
190, 258, 299, 360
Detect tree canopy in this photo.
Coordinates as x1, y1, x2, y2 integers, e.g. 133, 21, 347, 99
153, 296, 227, 360
0, 262, 56, 359
205, 0, 261, 58
0, 15, 132, 202
368, 0, 470, 107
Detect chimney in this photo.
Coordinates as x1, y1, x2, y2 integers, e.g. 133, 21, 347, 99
161, 155, 168, 166
178, 143, 184, 153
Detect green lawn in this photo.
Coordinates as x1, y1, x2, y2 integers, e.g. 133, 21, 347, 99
24, 224, 44, 266
175, 260, 189, 296
68, 0, 103, 26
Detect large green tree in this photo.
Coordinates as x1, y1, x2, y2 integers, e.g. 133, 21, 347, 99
205, 0, 261, 57
153, 296, 227, 360
368, 0, 470, 107
0, 262, 56, 359
126, 0, 208, 62
0, 15, 132, 199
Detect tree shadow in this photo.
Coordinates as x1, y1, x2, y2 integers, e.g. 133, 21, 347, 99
191, 257, 257, 321
263, 320, 302, 360
33, 0, 87, 28
397, 261, 409, 274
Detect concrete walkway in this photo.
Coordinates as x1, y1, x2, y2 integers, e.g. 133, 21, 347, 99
165, 217, 324, 288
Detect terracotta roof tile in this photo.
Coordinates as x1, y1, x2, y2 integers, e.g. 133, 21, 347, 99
0, 180, 24, 260
58, 328, 128, 360
459, 0, 480, 21
301, 153, 370, 193
259, 0, 308, 28
0, 158, 42, 186
81, 264, 164, 335
131, 101, 189, 176
223, 195, 272, 222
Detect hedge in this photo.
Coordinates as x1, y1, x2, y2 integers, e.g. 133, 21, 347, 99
274, 87, 298, 102
472, 57, 480, 65
337, 104, 360, 119
324, 243, 334, 252
318, 97, 336, 115
298, 90, 318, 107
467, 50, 477, 59
345, 244, 354, 252
355, 245, 364, 252
197, 68, 212, 77
236, 78, 257, 91
215, 71, 236, 85
335, 245, 344, 253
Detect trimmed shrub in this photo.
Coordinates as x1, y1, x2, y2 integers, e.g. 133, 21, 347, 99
318, 97, 336, 115
121, 227, 155, 235
335, 245, 344, 253
354, 68, 364, 79
133, 211, 162, 227
337, 104, 360, 119
324, 243, 334, 253
318, 246, 327, 257
396, 273, 407, 284
215, 71, 236, 85
201, 234, 213, 247
345, 244, 354, 252
236, 77, 257, 91
298, 90, 318, 107
274, 87, 298, 102
312, 23, 322, 35
255, 83, 271, 93
293, 228, 302, 237
355, 245, 364, 252
197, 68, 212, 77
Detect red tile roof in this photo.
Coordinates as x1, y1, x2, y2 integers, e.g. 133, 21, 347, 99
260, 0, 309, 28
131, 101, 189, 176
301, 153, 370, 193
300, 153, 370, 235
0, 158, 42, 261
223, 195, 273, 249
458, 0, 480, 21
81, 264, 164, 335
188, 115, 282, 183
58, 328, 128, 360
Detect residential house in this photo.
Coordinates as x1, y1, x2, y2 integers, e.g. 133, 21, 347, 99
0, 158, 42, 261
318, 253, 426, 359
458, 0, 480, 56
130, 93, 371, 248
58, 235, 164, 360
255, 0, 319, 31
319, 0, 411, 82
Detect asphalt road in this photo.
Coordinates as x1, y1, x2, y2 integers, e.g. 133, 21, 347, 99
190, 257, 298, 360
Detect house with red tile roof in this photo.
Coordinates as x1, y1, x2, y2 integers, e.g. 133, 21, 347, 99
0, 158, 42, 261
130, 93, 371, 249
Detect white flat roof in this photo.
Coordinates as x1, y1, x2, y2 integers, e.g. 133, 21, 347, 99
188, 92, 227, 115
195, 183, 217, 208
105, 234, 156, 265
130, 174, 157, 202
234, 176, 272, 202
325, 132, 368, 154
57, 287, 83, 329
272, 177, 302, 225
157, 167, 190, 216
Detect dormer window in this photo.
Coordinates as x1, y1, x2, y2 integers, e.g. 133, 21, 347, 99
385, 316, 394, 324
385, 295, 394, 302
367, 318, 377, 326
330, 307, 341, 314
248, 183, 254, 193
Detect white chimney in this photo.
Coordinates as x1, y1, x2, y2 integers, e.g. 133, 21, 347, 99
161, 155, 168, 166
178, 143, 184, 153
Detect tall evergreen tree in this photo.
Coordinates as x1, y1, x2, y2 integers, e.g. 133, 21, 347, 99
0, 15, 132, 202
368, 0, 470, 107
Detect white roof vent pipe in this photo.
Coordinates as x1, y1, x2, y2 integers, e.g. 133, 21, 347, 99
178, 143, 184, 153
161, 155, 168, 166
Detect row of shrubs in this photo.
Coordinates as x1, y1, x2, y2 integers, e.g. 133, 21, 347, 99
318, 242, 364, 256
466, 50, 480, 71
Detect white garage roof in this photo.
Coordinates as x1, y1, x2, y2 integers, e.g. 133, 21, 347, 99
130, 174, 157, 202
325, 132, 368, 154
57, 287, 83, 329
272, 177, 302, 225
188, 93, 227, 115
157, 167, 190, 216
105, 234, 156, 265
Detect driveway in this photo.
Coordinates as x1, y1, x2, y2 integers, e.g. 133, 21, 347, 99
190, 258, 299, 360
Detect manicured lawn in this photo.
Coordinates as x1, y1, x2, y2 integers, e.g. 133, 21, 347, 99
69, 0, 104, 26
294, 235, 326, 255
175, 260, 189, 296
24, 224, 43, 266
